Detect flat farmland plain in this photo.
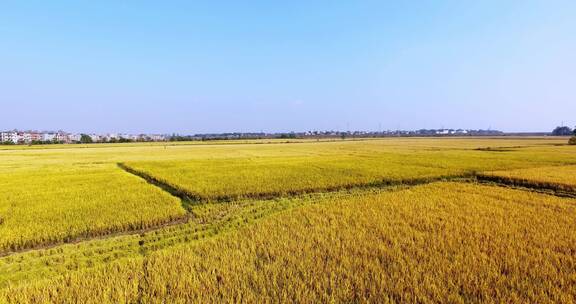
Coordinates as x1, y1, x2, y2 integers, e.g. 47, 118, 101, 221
0, 164, 186, 252
3, 182, 576, 303
479, 165, 576, 193
123, 140, 576, 201
0, 137, 575, 303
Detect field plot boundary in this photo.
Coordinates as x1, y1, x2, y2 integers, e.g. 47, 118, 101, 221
117, 163, 196, 211
3, 164, 574, 259
0, 164, 194, 257
2, 176, 575, 292
4, 180, 576, 303
0, 215, 191, 258
476, 174, 576, 198
119, 162, 476, 202
0, 170, 472, 259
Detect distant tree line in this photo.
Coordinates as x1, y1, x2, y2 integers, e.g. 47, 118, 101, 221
169, 135, 197, 141
552, 126, 576, 145
278, 133, 297, 139
79, 135, 142, 144
80, 134, 93, 144
552, 126, 573, 136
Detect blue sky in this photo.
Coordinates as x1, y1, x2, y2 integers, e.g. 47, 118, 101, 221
1, 1, 574, 133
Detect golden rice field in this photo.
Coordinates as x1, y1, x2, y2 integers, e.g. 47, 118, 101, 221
3, 182, 575, 303
122, 139, 576, 201
479, 165, 576, 193
122, 156, 458, 201
0, 137, 575, 303
0, 164, 186, 252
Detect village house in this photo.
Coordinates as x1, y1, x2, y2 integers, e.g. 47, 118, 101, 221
42, 133, 57, 142
56, 132, 70, 143
0, 131, 19, 143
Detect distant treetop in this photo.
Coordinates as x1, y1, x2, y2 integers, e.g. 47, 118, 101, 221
552, 126, 573, 136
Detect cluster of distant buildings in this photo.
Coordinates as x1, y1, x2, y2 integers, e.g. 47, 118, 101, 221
281, 129, 503, 138
0, 128, 507, 145
0, 130, 168, 144
150, 129, 506, 141
301, 129, 495, 137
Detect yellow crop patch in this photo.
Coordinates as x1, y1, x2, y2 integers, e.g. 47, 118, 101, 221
0, 165, 186, 252
4, 182, 575, 303
480, 165, 576, 192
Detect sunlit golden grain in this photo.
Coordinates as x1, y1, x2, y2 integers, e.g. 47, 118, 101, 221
0, 138, 575, 303
4, 183, 575, 303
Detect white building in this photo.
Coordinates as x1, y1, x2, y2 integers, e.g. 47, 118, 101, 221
89, 134, 101, 142
20, 132, 32, 143
42, 133, 57, 142
56, 133, 69, 143
1, 131, 19, 143
2, 130, 171, 144
150, 134, 167, 141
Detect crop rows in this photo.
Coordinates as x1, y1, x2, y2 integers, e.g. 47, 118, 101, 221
478, 165, 576, 194
0, 164, 187, 253
121, 158, 471, 202
0, 190, 329, 287
111, 138, 576, 202
3, 182, 575, 303
121, 147, 576, 202
1, 138, 575, 303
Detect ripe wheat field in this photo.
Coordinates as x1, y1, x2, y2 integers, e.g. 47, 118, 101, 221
0, 137, 575, 303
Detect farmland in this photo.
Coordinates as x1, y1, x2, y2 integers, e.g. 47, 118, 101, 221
120, 138, 575, 201
0, 164, 186, 252
0, 137, 575, 303
479, 165, 576, 194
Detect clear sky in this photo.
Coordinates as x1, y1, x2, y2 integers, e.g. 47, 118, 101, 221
1, 1, 575, 133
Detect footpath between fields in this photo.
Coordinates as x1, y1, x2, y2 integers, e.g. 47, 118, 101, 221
2, 165, 574, 258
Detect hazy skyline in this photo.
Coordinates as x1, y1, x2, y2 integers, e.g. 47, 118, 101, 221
1, 1, 575, 134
